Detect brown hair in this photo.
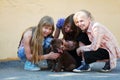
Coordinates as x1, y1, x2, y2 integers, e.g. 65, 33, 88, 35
62, 14, 80, 41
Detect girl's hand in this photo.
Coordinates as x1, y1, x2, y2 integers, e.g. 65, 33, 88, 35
76, 47, 82, 56
26, 53, 32, 61
62, 40, 77, 50
47, 52, 60, 60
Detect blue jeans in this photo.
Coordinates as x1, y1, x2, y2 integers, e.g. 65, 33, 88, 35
17, 47, 26, 62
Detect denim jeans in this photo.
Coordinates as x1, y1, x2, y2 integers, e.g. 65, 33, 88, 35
17, 47, 26, 62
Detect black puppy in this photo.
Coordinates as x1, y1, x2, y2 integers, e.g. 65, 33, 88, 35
47, 38, 77, 72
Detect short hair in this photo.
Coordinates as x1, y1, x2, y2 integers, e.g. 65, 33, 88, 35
75, 9, 94, 21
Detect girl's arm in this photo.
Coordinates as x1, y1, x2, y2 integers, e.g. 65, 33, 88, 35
39, 52, 60, 60
23, 30, 33, 61
54, 27, 61, 38
76, 42, 86, 56
54, 18, 65, 38
79, 25, 103, 52
62, 39, 78, 51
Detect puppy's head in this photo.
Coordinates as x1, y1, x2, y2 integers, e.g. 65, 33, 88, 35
50, 38, 63, 54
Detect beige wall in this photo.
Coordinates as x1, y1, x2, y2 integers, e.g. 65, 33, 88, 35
0, 0, 120, 59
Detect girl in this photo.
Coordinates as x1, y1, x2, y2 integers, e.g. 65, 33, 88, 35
18, 16, 60, 71
54, 14, 91, 67
73, 10, 120, 72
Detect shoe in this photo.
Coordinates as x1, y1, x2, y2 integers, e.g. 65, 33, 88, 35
101, 61, 111, 72
24, 60, 40, 71
38, 60, 48, 69
73, 61, 91, 72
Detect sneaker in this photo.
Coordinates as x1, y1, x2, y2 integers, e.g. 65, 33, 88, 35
24, 60, 40, 71
38, 60, 48, 69
73, 62, 91, 72
101, 61, 111, 72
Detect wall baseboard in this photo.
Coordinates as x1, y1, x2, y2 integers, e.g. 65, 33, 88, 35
0, 57, 19, 62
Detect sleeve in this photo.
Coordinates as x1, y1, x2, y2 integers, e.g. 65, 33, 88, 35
77, 32, 91, 45
56, 18, 65, 29
43, 37, 53, 49
80, 25, 104, 52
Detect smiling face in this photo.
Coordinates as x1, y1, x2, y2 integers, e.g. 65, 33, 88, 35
64, 23, 73, 33
74, 11, 91, 32
42, 25, 53, 37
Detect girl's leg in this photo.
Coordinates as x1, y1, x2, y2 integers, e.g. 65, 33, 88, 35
73, 51, 91, 73
18, 47, 40, 71
84, 48, 109, 64
17, 47, 26, 63
73, 48, 109, 72
83, 48, 110, 72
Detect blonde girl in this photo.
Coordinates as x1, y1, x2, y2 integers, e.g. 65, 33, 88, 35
18, 16, 60, 71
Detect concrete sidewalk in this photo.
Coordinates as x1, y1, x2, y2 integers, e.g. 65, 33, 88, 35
0, 60, 120, 80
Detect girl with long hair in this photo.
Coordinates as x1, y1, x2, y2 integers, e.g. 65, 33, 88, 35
18, 16, 60, 71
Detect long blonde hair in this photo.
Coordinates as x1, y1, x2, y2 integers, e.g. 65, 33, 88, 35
18, 27, 35, 49
31, 16, 54, 63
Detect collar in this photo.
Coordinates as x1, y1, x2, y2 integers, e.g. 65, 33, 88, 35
87, 21, 94, 33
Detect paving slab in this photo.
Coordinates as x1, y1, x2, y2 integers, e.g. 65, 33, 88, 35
0, 60, 120, 80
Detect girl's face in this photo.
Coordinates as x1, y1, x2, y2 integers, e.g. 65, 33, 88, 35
74, 12, 90, 32
64, 23, 73, 33
42, 25, 53, 37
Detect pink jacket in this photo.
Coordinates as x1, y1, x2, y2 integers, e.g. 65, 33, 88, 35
81, 22, 120, 69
